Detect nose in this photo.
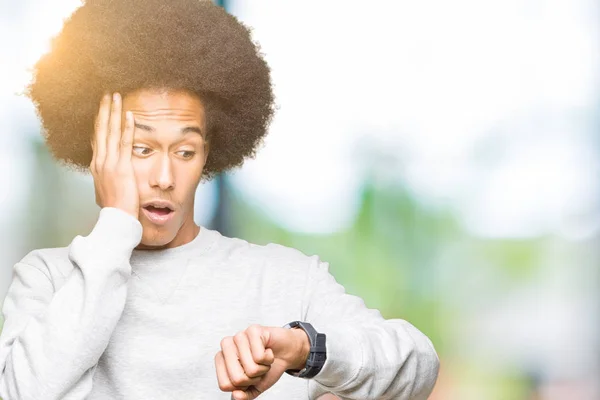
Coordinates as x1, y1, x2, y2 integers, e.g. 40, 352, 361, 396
150, 153, 175, 191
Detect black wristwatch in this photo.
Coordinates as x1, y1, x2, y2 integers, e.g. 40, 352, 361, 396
283, 321, 327, 379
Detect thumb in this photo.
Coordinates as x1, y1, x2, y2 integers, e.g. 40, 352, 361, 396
252, 358, 289, 396
263, 326, 305, 367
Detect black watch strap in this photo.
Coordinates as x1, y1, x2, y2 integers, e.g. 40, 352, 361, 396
283, 321, 327, 379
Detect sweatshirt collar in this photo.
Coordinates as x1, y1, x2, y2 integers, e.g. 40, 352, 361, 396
130, 225, 219, 266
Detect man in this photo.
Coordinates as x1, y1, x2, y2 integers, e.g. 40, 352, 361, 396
0, 0, 440, 399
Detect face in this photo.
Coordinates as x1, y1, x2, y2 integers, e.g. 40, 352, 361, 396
121, 88, 209, 249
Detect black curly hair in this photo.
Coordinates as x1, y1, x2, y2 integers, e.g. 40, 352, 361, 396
26, 0, 274, 180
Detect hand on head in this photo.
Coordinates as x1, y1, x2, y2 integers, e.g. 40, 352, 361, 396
90, 92, 139, 219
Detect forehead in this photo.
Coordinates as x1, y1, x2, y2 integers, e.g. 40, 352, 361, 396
122, 88, 205, 123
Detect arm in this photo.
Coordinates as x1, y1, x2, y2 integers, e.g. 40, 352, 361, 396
304, 256, 440, 400
0, 208, 142, 400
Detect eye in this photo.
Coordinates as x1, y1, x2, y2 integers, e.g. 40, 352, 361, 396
132, 146, 153, 156
177, 150, 196, 159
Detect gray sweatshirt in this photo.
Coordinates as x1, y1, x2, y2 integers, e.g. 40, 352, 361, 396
0, 208, 439, 400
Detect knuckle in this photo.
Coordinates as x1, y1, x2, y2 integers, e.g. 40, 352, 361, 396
233, 332, 245, 343
247, 324, 262, 335
258, 350, 273, 365
245, 364, 261, 377
220, 337, 231, 349
255, 354, 268, 364
230, 373, 247, 387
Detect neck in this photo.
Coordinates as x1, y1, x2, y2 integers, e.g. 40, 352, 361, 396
135, 219, 200, 251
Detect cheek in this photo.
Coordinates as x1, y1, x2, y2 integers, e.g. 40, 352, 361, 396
173, 163, 203, 198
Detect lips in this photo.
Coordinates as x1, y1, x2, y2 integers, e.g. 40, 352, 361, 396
141, 200, 175, 225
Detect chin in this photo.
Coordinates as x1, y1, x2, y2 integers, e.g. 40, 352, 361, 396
139, 237, 172, 248
139, 225, 177, 248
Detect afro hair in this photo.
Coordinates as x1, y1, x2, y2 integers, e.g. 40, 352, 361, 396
27, 0, 275, 180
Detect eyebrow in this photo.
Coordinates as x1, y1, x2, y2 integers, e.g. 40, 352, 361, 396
134, 122, 203, 136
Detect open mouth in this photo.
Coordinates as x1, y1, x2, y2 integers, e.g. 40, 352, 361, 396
142, 202, 175, 224
144, 205, 173, 216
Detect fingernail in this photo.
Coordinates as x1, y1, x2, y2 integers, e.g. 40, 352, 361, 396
113, 93, 119, 102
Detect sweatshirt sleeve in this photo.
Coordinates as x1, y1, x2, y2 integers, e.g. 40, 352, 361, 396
303, 256, 440, 400
0, 207, 142, 400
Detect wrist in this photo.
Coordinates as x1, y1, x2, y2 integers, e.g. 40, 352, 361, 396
282, 321, 327, 379
288, 327, 311, 370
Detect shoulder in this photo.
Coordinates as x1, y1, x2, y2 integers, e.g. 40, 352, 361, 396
213, 233, 317, 274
